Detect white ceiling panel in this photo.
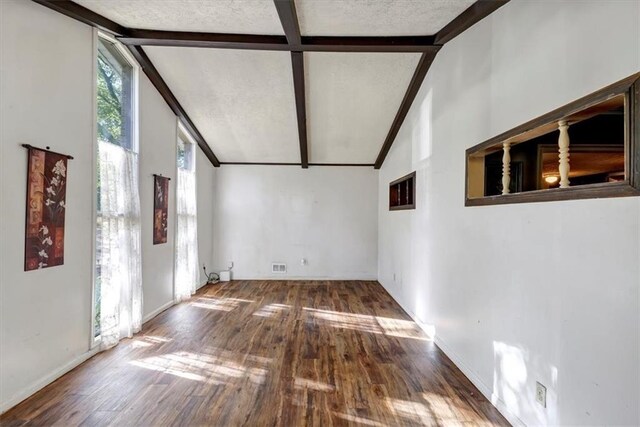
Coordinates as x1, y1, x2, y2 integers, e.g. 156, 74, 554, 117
145, 47, 299, 163
75, 0, 285, 35
296, 0, 475, 36
305, 52, 421, 164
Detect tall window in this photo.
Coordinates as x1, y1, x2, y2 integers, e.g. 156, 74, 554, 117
94, 36, 142, 349
174, 131, 199, 301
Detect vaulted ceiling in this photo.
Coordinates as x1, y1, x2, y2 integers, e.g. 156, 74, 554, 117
36, 0, 509, 168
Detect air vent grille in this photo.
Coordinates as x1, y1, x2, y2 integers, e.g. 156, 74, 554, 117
272, 263, 286, 273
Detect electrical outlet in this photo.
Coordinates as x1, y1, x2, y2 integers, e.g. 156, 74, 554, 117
228, 261, 234, 270
536, 382, 547, 408
300, 258, 307, 266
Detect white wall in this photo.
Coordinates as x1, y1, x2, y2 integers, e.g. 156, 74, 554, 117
377, 1, 640, 426
139, 74, 178, 320
196, 147, 216, 287
0, 0, 95, 412
0, 0, 216, 412
213, 166, 378, 279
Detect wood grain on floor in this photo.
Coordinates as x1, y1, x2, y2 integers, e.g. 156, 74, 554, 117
1, 280, 509, 426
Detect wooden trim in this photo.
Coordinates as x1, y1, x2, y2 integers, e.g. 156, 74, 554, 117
465, 73, 640, 206
300, 36, 438, 53
220, 162, 300, 166
374, 51, 439, 169
630, 78, 640, 189
118, 31, 439, 53
31, 0, 126, 36
466, 182, 640, 206
291, 52, 309, 168
126, 46, 220, 167
309, 163, 375, 167
435, 0, 510, 45
389, 171, 416, 210
274, 0, 301, 46
118, 30, 289, 51
219, 162, 374, 167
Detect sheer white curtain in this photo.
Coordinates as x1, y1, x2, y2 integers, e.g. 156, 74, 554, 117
174, 167, 199, 302
97, 140, 143, 350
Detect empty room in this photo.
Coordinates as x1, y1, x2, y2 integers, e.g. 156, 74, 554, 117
1, 0, 639, 426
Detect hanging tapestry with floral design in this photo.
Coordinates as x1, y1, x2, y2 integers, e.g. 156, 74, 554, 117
153, 175, 169, 245
24, 147, 68, 271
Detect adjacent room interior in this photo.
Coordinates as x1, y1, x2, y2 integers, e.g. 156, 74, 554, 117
1, 1, 639, 426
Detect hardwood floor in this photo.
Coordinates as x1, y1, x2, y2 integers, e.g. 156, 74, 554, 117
1, 281, 509, 426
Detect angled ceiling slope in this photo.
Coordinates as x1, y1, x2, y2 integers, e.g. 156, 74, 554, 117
35, 0, 509, 167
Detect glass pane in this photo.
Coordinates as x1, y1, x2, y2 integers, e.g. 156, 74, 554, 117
97, 38, 133, 150
177, 134, 195, 171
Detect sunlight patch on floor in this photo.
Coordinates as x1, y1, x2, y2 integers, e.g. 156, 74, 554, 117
385, 397, 435, 425
129, 350, 268, 385
253, 303, 290, 318
294, 377, 335, 392
302, 308, 430, 341
190, 296, 253, 311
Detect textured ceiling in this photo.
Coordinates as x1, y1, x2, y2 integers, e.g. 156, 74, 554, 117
145, 47, 299, 163
305, 52, 421, 164
75, 0, 285, 34
295, 0, 476, 36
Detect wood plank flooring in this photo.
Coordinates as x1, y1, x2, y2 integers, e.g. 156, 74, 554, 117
1, 280, 509, 426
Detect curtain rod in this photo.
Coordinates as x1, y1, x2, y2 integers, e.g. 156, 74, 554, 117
152, 173, 171, 180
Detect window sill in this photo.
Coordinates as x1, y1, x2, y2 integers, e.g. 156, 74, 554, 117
465, 182, 640, 207
390, 204, 416, 211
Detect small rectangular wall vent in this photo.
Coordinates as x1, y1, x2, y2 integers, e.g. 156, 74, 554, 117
272, 263, 287, 273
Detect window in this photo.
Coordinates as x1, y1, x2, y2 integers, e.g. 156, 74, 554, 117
177, 134, 194, 172
389, 172, 416, 210
174, 129, 199, 302
466, 73, 640, 206
93, 35, 142, 346
97, 37, 134, 150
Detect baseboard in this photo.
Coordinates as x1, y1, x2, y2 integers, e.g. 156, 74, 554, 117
434, 336, 525, 427
1, 347, 99, 415
142, 299, 175, 324
376, 280, 524, 427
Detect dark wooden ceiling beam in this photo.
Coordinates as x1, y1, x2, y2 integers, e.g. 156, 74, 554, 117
273, 0, 301, 46
374, 51, 438, 169
274, 0, 308, 168
291, 52, 309, 168
435, 0, 509, 45
31, 0, 126, 35
127, 46, 220, 167
118, 30, 290, 51
117, 30, 439, 53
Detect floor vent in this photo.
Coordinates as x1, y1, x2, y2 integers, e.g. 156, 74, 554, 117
272, 263, 287, 273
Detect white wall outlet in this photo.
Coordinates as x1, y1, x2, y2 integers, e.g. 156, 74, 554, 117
300, 258, 307, 266
228, 261, 234, 270
536, 382, 547, 408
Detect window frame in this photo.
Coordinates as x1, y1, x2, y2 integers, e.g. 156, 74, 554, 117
389, 171, 416, 211
465, 73, 640, 207
90, 30, 140, 348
